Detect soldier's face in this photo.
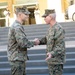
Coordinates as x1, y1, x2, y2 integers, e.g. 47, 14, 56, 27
21, 13, 29, 22
44, 15, 52, 24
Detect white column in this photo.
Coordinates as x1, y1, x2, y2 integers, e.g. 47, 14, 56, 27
5, 15, 9, 27
34, 9, 42, 24
47, 0, 65, 22
4, 10, 10, 27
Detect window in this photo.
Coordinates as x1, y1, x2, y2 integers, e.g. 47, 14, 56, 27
70, 0, 74, 5
0, 8, 6, 18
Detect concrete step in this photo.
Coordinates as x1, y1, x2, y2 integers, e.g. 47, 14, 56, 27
0, 65, 75, 74
24, 27, 75, 33
65, 37, 75, 41
0, 22, 75, 75
64, 59, 75, 66
27, 58, 75, 66
0, 24, 75, 34
0, 52, 75, 62
0, 32, 75, 40
0, 37, 75, 44
0, 69, 11, 75
0, 36, 75, 43
0, 21, 75, 29
26, 74, 49, 75
0, 58, 75, 68
0, 37, 75, 45
0, 25, 75, 33
0, 56, 8, 62
26, 66, 75, 73
66, 52, 75, 58
0, 42, 8, 45
0, 71, 75, 75
0, 62, 10, 68
26, 73, 75, 75
66, 33, 75, 37
0, 47, 75, 56
24, 52, 75, 60
26, 59, 75, 67
0, 51, 7, 56
65, 29, 75, 33
0, 27, 75, 35
0, 29, 75, 37
25, 26, 75, 30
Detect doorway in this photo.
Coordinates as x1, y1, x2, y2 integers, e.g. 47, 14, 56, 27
23, 8, 36, 25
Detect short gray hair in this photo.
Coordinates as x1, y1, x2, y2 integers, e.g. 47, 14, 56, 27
50, 13, 56, 19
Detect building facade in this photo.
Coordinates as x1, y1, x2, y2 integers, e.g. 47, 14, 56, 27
0, 0, 73, 27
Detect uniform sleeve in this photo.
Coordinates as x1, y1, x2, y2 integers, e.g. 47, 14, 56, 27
47, 35, 55, 55
15, 26, 34, 48
39, 36, 47, 45
50, 27, 65, 57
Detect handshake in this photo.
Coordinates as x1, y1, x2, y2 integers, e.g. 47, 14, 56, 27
33, 38, 40, 45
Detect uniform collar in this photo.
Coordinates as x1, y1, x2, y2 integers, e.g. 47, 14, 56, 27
51, 22, 57, 28
15, 20, 22, 25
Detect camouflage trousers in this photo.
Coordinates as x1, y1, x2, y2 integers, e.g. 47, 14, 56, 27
10, 61, 26, 75
48, 64, 63, 75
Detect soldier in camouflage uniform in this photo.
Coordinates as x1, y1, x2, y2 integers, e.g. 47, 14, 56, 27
35, 9, 66, 75
7, 6, 35, 75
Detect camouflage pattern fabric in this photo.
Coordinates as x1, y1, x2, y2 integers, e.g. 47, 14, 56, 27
40, 22, 66, 64
7, 20, 34, 61
48, 64, 63, 75
10, 61, 26, 75
7, 20, 35, 75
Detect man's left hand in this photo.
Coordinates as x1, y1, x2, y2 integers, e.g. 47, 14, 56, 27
45, 52, 52, 61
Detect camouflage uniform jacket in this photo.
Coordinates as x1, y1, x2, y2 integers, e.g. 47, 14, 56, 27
7, 20, 34, 62
39, 22, 66, 64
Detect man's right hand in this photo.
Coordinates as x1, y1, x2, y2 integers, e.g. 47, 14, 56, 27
34, 38, 40, 45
